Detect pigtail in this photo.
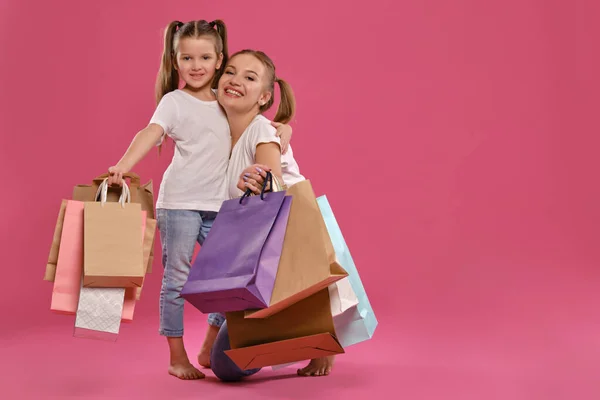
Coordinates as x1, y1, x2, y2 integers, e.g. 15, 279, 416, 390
273, 78, 296, 124
210, 19, 229, 88
155, 20, 183, 104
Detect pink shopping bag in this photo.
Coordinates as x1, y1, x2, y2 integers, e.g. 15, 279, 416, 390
50, 199, 146, 321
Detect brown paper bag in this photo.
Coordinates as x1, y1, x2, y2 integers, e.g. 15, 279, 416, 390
73, 172, 155, 274
83, 195, 145, 288
73, 172, 155, 218
45, 172, 155, 283
135, 218, 157, 300
225, 288, 344, 370
44, 200, 68, 281
244, 180, 347, 319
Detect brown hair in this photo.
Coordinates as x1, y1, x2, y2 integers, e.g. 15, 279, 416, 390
229, 49, 295, 124
155, 19, 228, 104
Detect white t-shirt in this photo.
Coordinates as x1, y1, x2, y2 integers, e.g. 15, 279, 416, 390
227, 114, 305, 199
150, 90, 231, 211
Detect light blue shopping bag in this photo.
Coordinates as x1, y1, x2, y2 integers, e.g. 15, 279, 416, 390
317, 195, 378, 347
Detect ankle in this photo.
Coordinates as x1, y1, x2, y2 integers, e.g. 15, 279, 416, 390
170, 358, 191, 366
170, 352, 191, 365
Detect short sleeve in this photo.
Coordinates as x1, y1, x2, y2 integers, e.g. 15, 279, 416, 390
149, 93, 179, 143
249, 120, 280, 156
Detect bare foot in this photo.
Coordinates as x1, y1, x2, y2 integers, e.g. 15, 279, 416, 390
168, 362, 205, 380
297, 356, 335, 377
198, 324, 220, 368
166, 336, 204, 379
197, 350, 211, 368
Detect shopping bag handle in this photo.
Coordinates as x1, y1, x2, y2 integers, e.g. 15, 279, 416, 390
91, 172, 139, 203
94, 178, 131, 208
93, 172, 141, 186
239, 171, 275, 204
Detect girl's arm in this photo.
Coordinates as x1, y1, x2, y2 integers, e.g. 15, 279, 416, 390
107, 123, 164, 185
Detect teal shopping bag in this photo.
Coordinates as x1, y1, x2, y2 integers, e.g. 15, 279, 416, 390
316, 195, 378, 347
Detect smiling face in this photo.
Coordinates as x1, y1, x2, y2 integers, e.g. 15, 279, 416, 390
217, 53, 272, 116
175, 36, 223, 90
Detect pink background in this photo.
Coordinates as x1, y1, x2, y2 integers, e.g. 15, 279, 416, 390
1, 0, 598, 398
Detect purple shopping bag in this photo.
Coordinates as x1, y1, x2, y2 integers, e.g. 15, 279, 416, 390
182, 189, 292, 313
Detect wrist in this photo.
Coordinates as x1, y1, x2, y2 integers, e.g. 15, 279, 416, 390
115, 160, 132, 173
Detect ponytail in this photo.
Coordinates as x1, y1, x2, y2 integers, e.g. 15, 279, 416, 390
273, 78, 295, 124
155, 21, 182, 104
210, 19, 229, 89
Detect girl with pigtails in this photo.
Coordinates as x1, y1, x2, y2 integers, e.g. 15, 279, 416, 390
106, 20, 293, 380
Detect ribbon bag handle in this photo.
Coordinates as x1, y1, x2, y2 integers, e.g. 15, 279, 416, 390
91, 172, 140, 203
93, 172, 141, 185
240, 171, 277, 204
94, 178, 131, 208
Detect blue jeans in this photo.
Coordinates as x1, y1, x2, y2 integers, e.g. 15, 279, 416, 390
211, 321, 261, 381
156, 209, 224, 336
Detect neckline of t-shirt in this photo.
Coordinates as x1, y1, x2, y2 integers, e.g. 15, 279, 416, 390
230, 114, 265, 157
177, 89, 219, 105
240, 114, 267, 137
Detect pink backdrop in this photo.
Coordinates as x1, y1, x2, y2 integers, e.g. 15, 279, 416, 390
1, 0, 598, 397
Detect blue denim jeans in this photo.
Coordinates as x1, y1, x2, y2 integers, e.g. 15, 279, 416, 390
156, 209, 223, 336
211, 321, 261, 381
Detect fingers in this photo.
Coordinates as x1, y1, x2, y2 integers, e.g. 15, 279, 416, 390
271, 121, 282, 130
240, 165, 270, 182
240, 165, 269, 183
281, 139, 289, 155
237, 179, 246, 192
243, 176, 263, 190
112, 172, 123, 187
243, 181, 261, 195
107, 173, 117, 186
250, 164, 271, 174
107, 167, 124, 187
238, 177, 261, 195
243, 172, 265, 185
